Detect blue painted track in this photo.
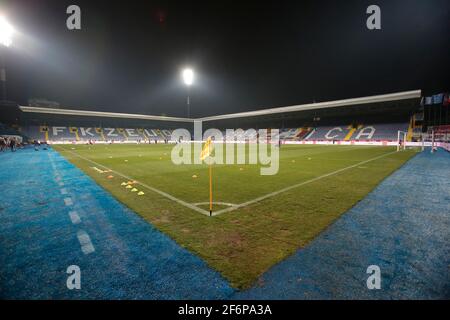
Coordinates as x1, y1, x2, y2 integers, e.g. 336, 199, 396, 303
238, 148, 450, 299
0, 147, 448, 299
0, 147, 234, 299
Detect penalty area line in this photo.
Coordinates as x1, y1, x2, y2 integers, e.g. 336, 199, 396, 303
58, 147, 211, 216
212, 150, 400, 216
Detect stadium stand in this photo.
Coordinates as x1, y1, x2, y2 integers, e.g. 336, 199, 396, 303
19, 126, 172, 143
303, 123, 409, 141
279, 128, 313, 140
13, 122, 409, 143
354, 123, 409, 141
0, 122, 22, 136
305, 126, 348, 141
0, 90, 429, 145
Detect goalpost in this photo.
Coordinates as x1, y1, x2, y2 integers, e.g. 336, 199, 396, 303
397, 130, 407, 151
430, 128, 436, 153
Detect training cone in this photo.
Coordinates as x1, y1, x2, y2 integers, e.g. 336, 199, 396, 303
137, 191, 145, 196
192, 174, 198, 178
131, 188, 138, 192
126, 185, 132, 189
107, 175, 114, 179
121, 182, 127, 186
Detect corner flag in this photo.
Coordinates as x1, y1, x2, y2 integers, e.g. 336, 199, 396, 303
200, 137, 213, 160
200, 137, 214, 216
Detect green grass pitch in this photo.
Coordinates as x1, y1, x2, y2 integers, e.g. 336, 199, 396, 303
55, 143, 417, 289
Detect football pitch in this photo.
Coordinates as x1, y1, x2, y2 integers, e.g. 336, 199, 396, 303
54, 143, 417, 289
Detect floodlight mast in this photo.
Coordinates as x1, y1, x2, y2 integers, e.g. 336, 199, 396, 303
182, 68, 194, 118
0, 15, 13, 101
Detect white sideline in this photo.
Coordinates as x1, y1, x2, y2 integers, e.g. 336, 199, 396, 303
77, 230, 95, 255
59, 147, 211, 216
211, 150, 399, 216
69, 211, 81, 224
64, 197, 73, 206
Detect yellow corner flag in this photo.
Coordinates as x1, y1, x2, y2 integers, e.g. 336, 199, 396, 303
200, 137, 214, 216
200, 137, 213, 161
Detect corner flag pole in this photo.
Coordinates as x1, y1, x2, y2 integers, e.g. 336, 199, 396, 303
200, 137, 214, 216
209, 162, 212, 216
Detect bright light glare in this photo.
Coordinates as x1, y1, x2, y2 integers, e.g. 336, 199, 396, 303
182, 68, 194, 86
0, 16, 13, 47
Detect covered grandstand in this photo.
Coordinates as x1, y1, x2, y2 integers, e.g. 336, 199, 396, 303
0, 89, 427, 144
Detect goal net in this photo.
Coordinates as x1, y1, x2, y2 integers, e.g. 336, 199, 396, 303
397, 130, 407, 151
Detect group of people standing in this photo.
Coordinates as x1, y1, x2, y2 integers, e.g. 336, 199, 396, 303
0, 136, 20, 152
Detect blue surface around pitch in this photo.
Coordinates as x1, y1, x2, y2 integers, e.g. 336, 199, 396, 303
0, 147, 234, 299
0, 147, 449, 299
237, 148, 450, 299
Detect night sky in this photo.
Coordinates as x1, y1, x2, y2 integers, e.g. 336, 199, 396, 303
2, 0, 449, 117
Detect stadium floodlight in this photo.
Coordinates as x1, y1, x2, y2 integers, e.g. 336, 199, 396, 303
0, 16, 13, 47
181, 68, 194, 117
0, 15, 13, 101
182, 68, 194, 86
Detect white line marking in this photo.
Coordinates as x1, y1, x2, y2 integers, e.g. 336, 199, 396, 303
76, 230, 95, 255
193, 202, 236, 207
64, 197, 73, 206
91, 166, 106, 174
69, 211, 81, 224
212, 150, 399, 216
60, 188, 68, 195
59, 147, 210, 216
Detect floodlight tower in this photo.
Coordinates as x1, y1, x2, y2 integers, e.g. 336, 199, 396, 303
182, 68, 194, 118
0, 15, 14, 101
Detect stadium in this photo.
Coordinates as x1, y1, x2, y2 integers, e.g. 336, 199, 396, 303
0, 0, 449, 303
